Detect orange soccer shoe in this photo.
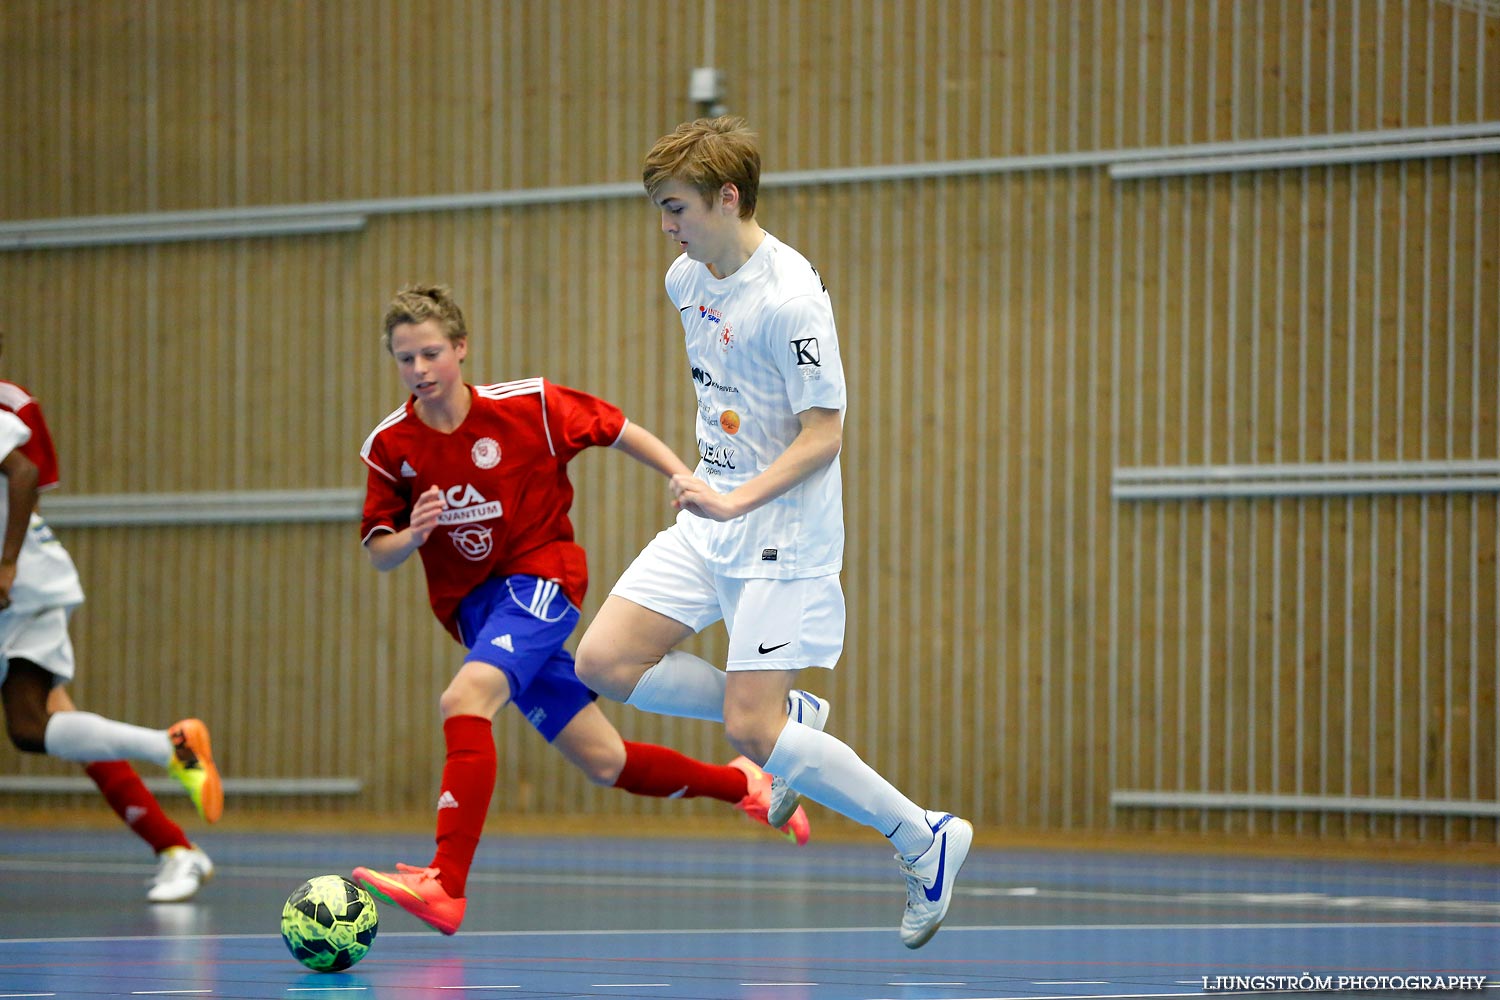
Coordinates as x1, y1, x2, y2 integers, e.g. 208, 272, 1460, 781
728, 755, 812, 846
167, 718, 222, 823
352, 863, 466, 935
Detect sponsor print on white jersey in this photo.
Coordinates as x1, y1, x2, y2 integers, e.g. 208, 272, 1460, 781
666, 233, 847, 579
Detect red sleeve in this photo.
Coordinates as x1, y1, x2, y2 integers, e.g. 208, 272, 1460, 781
359, 435, 411, 543
13, 400, 60, 491
543, 380, 627, 461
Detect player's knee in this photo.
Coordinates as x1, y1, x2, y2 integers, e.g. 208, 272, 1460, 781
439, 671, 505, 720
439, 685, 500, 721
572, 636, 604, 679
437, 687, 466, 719
722, 711, 779, 766
1, 687, 50, 754
578, 756, 621, 787
6, 716, 47, 754
573, 640, 623, 698
9, 732, 44, 753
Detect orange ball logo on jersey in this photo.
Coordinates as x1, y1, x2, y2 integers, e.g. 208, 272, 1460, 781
719, 410, 740, 435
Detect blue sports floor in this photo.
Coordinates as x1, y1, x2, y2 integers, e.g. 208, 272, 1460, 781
0, 826, 1496, 999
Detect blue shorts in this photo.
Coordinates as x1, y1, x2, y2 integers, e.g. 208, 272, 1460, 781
454, 575, 596, 742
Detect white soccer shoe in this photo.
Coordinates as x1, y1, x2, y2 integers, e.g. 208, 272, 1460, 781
897, 812, 973, 948
767, 690, 829, 829
148, 844, 214, 903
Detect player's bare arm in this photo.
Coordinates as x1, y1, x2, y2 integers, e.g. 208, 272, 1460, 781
611, 421, 693, 480
672, 406, 842, 523
365, 484, 443, 572
0, 447, 38, 608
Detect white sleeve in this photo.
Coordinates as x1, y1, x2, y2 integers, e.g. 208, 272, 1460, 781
0, 410, 32, 457
769, 294, 846, 414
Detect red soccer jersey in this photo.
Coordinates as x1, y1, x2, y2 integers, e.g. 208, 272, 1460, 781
359, 377, 627, 641
0, 379, 60, 491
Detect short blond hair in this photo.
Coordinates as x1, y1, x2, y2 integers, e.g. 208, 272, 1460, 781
642, 116, 760, 218
382, 284, 468, 353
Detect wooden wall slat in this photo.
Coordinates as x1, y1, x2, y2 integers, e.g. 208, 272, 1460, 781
2, 1, 1496, 845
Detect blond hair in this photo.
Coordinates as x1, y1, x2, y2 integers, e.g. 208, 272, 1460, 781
382, 284, 468, 353
642, 116, 760, 218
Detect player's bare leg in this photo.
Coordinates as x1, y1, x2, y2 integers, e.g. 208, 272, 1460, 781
722, 668, 799, 766
550, 702, 627, 784
552, 699, 811, 844
574, 596, 695, 704
47, 686, 212, 902
4, 660, 222, 824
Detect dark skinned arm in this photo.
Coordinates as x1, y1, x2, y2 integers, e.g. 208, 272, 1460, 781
0, 448, 39, 609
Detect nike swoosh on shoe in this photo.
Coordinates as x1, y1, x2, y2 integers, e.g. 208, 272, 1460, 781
923, 820, 951, 902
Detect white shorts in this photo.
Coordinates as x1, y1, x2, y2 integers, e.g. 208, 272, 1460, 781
0, 606, 76, 686
611, 523, 844, 672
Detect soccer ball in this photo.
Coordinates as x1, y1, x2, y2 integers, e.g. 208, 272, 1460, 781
280, 875, 379, 972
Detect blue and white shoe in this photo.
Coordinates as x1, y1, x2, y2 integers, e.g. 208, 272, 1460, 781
897, 811, 973, 948
767, 690, 829, 829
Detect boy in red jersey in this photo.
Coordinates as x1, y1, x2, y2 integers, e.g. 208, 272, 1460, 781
0, 332, 220, 903
350, 285, 809, 936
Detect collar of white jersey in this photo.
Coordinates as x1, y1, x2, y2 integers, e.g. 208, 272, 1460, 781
700, 231, 775, 286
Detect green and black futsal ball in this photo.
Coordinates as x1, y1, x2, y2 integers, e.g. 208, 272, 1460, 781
280, 875, 379, 971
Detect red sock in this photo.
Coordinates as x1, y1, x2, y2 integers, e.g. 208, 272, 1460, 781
429, 715, 495, 899
84, 761, 191, 854
613, 741, 749, 803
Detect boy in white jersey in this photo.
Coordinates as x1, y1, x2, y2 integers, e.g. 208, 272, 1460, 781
576, 116, 972, 949
0, 335, 220, 902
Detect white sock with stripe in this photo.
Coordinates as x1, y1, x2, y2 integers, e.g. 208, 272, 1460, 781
624, 650, 726, 722
43, 711, 174, 766
764, 720, 933, 859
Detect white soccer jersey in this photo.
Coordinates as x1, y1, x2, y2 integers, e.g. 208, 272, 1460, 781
666, 232, 847, 578
0, 410, 84, 614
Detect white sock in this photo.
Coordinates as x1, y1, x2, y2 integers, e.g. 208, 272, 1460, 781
43, 711, 173, 766
624, 650, 726, 722
764, 720, 932, 858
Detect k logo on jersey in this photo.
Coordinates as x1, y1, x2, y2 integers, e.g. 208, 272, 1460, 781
792, 338, 824, 382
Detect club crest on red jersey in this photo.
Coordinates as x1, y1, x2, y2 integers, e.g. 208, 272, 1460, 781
471, 437, 501, 469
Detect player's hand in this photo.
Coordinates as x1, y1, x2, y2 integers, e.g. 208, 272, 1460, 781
407, 485, 444, 546
670, 473, 740, 522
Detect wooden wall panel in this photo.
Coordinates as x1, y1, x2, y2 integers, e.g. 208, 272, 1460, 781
2, 1, 1497, 846
11, 0, 1494, 221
